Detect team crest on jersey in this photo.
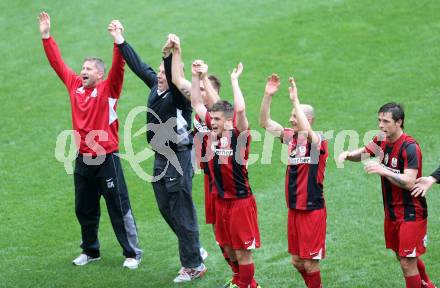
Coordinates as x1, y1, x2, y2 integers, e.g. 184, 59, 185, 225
391, 157, 398, 168
91, 88, 98, 97
384, 153, 389, 165
298, 145, 307, 157
220, 137, 229, 148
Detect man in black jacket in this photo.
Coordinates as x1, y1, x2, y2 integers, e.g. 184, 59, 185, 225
110, 20, 206, 283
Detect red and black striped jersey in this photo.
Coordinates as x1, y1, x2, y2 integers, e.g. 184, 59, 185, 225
43, 37, 124, 156
204, 113, 252, 199
282, 129, 328, 210
365, 133, 426, 221
193, 114, 211, 174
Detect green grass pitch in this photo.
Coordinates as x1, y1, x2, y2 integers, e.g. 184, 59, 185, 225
1, 0, 439, 287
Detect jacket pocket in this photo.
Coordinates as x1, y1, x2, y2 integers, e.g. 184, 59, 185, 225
164, 176, 183, 193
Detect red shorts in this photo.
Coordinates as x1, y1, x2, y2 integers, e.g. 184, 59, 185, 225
384, 218, 427, 257
215, 195, 260, 250
204, 173, 216, 224
288, 208, 326, 259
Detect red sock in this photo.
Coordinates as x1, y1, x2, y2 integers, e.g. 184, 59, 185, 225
238, 263, 255, 288
232, 261, 240, 284
306, 271, 322, 288
417, 258, 431, 284
405, 274, 422, 288
299, 270, 309, 286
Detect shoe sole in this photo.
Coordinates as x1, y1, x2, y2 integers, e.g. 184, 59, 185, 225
72, 257, 101, 266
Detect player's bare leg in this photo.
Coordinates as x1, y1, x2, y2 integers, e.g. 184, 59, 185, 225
221, 245, 239, 286
292, 255, 322, 288
397, 255, 421, 288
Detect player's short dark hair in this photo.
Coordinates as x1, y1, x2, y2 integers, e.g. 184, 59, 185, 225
83, 57, 106, 74
209, 100, 234, 119
378, 102, 405, 129
208, 74, 221, 94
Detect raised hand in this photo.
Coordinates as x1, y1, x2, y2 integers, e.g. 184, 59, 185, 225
162, 35, 174, 57
168, 34, 181, 53
112, 20, 124, 30
108, 20, 124, 44
230, 62, 243, 80
192, 60, 204, 76
198, 62, 208, 78
264, 73, 280, 96
39, 12, 51, 39
108, 20, 122, 37
288, 77, 298, 102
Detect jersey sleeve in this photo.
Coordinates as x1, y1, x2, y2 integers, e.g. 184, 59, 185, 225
204, 112, 212, 129
42, 37, 78, 89
117, 41, 157, 88
364, 136, 381, 157
106, 43, 125, 99
315, 133, 324, 152
403, 143, 421, 170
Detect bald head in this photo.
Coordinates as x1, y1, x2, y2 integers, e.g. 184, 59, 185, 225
289, 103, 315, 129
292, 104, 315, 119
301, 104, 315, 119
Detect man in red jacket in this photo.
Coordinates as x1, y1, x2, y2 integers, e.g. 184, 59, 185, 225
39, 12, 141, 269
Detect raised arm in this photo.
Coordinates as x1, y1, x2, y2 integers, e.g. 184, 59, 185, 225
288, 77, 319, 144
202, 73, 220, 108
259, 74, 284, 138
39, 12, 77, 87
168, 34, 192, 100
230, 63, 248, 132
106, 20, 125, 98
113, 21, 156, 89
191, 60, 208, 121
194, 61, 220, 107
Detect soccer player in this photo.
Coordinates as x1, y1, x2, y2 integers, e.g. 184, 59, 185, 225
168, 36, 244, 287
338, 103, 436, 288
412, 166, 440, 197
39, 13, 141, 268
191, 61, 261, 288
259, 74, 327, 288
109, 21, 206, 282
